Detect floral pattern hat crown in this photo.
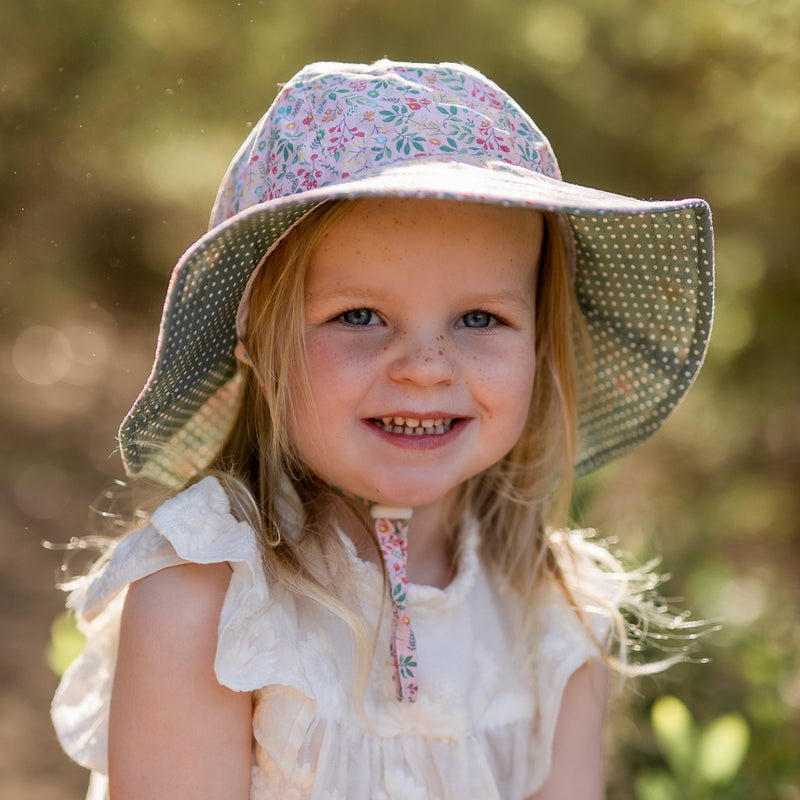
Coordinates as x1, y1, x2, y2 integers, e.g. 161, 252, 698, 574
119, 59, 713, 489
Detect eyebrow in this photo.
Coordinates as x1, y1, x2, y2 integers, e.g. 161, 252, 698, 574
306, 287, 534, 310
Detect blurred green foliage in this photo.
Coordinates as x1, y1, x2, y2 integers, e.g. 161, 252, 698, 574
46, 612, 86, 678
636, 695, 750, 799
3, 0, 799, 797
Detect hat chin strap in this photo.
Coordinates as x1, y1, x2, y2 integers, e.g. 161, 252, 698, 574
369, 504, 418, 703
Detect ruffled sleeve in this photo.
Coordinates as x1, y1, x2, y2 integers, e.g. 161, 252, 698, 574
51, 476, 309, 778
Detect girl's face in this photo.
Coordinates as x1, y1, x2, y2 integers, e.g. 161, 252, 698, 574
290, 198, 543, 510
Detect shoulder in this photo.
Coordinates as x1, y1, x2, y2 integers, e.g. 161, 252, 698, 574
121, 561, 234, 648
116, 561, 237, 705
110, 562, 252, 798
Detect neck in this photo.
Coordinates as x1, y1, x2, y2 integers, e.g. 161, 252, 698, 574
403, 498, 457, 588
333, 492, 458, 590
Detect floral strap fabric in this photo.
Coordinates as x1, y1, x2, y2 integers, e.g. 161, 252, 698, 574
370, 505, 417, 703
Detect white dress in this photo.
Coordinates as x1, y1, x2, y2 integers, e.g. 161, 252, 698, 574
52, 476, 612, 800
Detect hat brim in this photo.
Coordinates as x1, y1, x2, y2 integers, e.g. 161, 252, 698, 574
119, 159, 713, 487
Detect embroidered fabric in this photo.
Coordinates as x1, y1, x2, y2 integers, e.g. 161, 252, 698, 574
52, 476, 613, 800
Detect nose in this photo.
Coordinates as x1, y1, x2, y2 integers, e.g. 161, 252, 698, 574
386, 330, 460, 386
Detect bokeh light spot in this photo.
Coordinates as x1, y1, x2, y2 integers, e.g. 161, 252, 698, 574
523, 3, 588, 67
12, 326, 72, 385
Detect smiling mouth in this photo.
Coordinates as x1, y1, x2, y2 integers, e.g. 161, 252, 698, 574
371, 416, 456, 436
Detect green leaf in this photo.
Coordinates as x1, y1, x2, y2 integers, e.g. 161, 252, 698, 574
697, 713, 750, 785
635, 769, 681, 800
651, 695, 697, 782
398, 655, 417, 677
46, 611, 86, 677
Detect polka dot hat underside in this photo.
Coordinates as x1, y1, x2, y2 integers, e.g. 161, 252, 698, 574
119, 189, 712, 489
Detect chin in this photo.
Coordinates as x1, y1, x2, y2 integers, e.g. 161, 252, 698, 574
368, 481, 459, 511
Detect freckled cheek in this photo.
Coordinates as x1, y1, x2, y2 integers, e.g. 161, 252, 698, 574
290, 337, 374, 458
303, 335, 379, 397
472, 346, 536, 423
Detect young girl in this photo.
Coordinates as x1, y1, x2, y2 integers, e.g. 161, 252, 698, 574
51, 60, 714, 799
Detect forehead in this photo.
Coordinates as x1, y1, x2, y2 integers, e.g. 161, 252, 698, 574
307, 198, 544, 289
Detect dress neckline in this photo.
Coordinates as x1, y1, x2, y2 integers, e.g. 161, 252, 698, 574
337, 517, 481, 615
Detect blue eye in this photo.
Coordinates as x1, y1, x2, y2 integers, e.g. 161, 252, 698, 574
461, 310, 494, 328
340, 308, 378, 326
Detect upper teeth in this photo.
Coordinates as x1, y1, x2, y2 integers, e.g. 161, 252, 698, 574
377, 416, 454, 434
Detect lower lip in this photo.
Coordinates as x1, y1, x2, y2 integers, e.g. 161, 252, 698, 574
364, 419, 467, 450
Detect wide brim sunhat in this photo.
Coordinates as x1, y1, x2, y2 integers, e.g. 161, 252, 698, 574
119, 59, 714, 489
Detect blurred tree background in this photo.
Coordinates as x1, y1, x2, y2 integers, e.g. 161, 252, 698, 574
2, 0, 798, 797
